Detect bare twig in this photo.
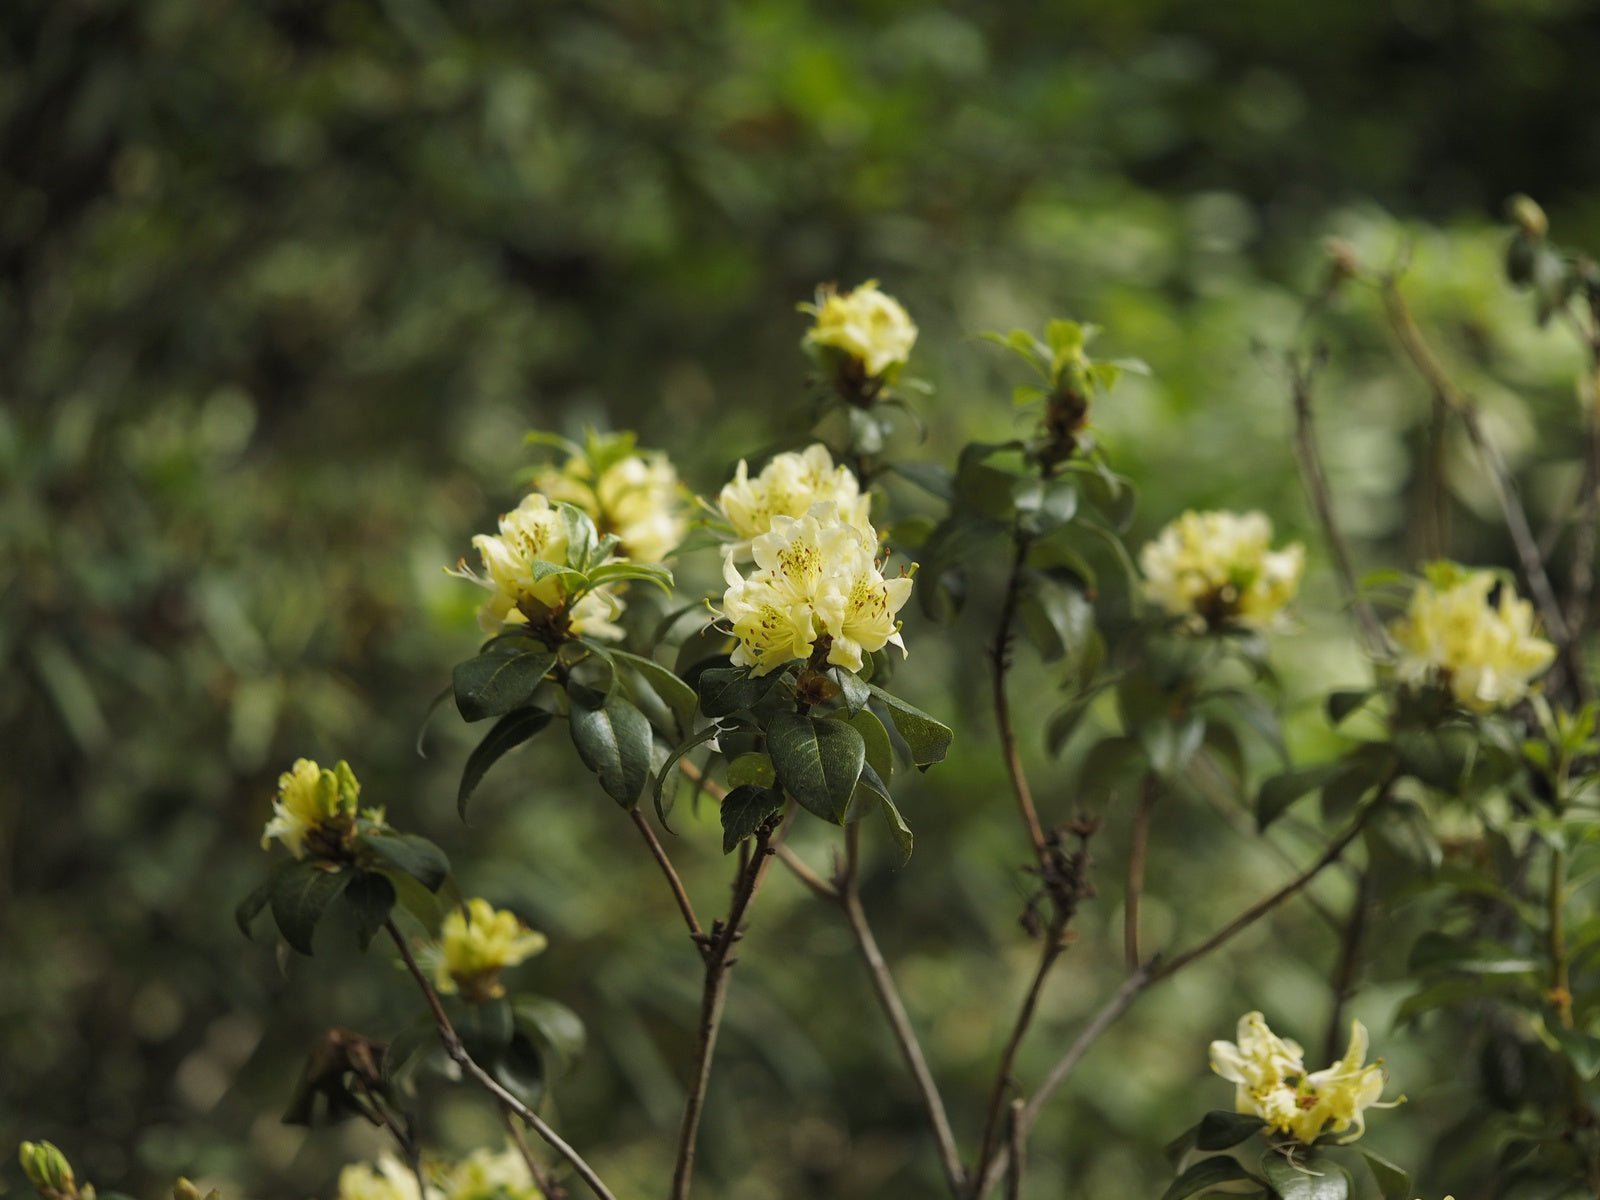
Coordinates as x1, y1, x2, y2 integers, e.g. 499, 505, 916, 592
992, 534, 1049, 861
775, 842, 838, 900
384, 921, 617, 1200
629, 808, 705, 952
668, 814, 785, 1200
1124, 776, 1158, 969
1288, 354, 1391, 655
1005, 1100, 1026, 1200
504, 1107, 565, 1200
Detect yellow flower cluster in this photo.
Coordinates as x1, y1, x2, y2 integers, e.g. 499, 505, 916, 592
801, 280, 918, 380
336, 1146, 541, 1200
260, 758, 361, 860
456, 494, 625, 639
718, 503, 912, 675
716, 443, 872, 555
530, 443, 686, 565
1209, 1012, 1395, 1144
1140, 510, 1305, 631
1390, 564, 1555, 712
434, 898, 547, 1003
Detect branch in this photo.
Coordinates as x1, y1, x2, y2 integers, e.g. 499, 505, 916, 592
992, 533, 1049, 861
1289, 354, 1391, 655
1004, 1100, 1026, 1200
629, 808, 706, 952
668, 814, 785, 1200
504, 1107, 566, 1200
384, 921, 618, 1200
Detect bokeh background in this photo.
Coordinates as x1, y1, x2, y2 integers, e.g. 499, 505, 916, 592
6, 1, 1600, 1196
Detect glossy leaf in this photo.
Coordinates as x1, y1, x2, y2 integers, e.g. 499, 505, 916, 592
359, 832, 450, 892
1160, 1156, 1254, 1200
343, 871, 396, 951
768, 711, 865, 823
866, 684, 953, 767
458, 707, 555, 819
570, 692, 653, 807
270, 862, 353, 956
453, 640, 558, 722
720, 784, 784, 853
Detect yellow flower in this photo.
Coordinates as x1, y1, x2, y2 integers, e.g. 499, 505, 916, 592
530, 440, 687, 564
715, 443, 872, 554
438, 1146, 542, 1200
1391, 563, 1555, 711
801, 280, 918, 380
717, 504, 912, 675
435, 898, 547, 1003
1210, 1013, 1396, 1144
260, 758, 361, 860
336, 1156, 432, 1200
1140, 510, 1304, 631
455, 494, 626, 640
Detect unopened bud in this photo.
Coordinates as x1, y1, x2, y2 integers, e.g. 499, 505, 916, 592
1323, 237, 1362, 280
173, 1178, 221, 1200
19, 1141, 76, 1198
1507, 194, 1548, 240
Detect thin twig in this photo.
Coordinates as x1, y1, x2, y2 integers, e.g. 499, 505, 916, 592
775, 841, 838, 900
992, 533, 1049, 861
1005, 1100, 1026, 1200
504, 1107, 565, 1200
668, 814, 786, 1200
629, 808, 705, 951
1124, 776, 1158, 969
384, 921, 618, 1200
1380, 276, 1570, 648
1289, 354, 1391, 655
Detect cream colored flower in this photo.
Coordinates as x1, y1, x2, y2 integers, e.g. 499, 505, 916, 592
715, 443, 873, 555
435, 898, 548, 1003
531, 445, 686, 564
261, 758, 361, 859
1140, 510, 1304, 631
455, 494, 625, 640
717, 504, 912, 675
1210, 1013, 1396, 1144
801, 280, 918, 379
438, 1145, 542, 1200
336, 1156, 435, 1200
1391, 564, 1555, 712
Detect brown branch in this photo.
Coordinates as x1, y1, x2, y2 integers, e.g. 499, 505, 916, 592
1124, 776, 1158, 969
1289, 355, 1391, 655
504, 1107, 566, 1200
384, 921, 617, 1200
992, 534, 1049, 861
668, 813, 785, 1200
1005, 1100, 1026, 1200
629, 808, 705, 952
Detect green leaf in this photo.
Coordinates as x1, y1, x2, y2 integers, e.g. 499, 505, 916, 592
698, 666, 785, 718
1195, 1110, 1265, 1151
1261, 1154, 1351, 1200
612, 649, 698, 732
1142, 712, 1205, 782
720, 784, 784, 853
1256, 763, 1340, 831
1360, 1149, 1413, 1200
383, 867, 447, 934
726, 752, 776, 788
878, 793, 914, 865
513, 996, 586, 1083
887, 461, 954, 500
453, 640, 559, 723
343, 871, 396, 951
236, 860, 293, 939
768, 711, 865, 823
586, 561, 674, 593
1554, 1028, 1600, 1080
1326, 690, 1372, 725
359, 832, 450, 892
570, 692, 653, 807
1161, 1156, 1254, 1200
652, 722, 724, 816
458, 707, 555, 819
866, 684, 953, 767
270, 862, 353, 956
846, 708, 895, 793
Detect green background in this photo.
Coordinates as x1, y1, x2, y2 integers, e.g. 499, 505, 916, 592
5, 1, 1600, 1196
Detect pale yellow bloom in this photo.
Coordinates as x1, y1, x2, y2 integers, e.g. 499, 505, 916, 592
435, 898, 547, 1003
716, 443, 872, 554
336, 1156, 434, 1200
531, 448, 686, 564
801, 280, 918, 379
717, 504, 912, 675
1140, 510, 1304, 631
260, 758, 361, 859
1210, 1012, 1395, 1144
1391, 564, 1555, 712
456, 494, 625, 640
438, 1145, 543, 1200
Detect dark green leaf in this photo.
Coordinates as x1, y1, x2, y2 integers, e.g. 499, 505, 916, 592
1195, 1110, 1265, 1151
1326, 690, 1373, 725
612, 649, 698, 732
1360, 1149, 1413, 1200
768, 711, 865, 823
878, 793, 914, 865
359, 832, 450, 892
1256, 763, 1340, 831
1161, 1156, 1254, 1200
270, 863, 353, 956
458, 707, 554, 819
847, 708, 895, 793
866, 684, 953, 767
513, 996, 587, 1077
887, 461, 954, 500
652, 723, 724, 811
1261, 1153, 1351, 1200
720, 784, 784, 853
236, 860, 293, 939
698, 666, 785, 718
1555, 1028, 1600, 1080
453, 640, 559, 722
343, 871, 396, 951
570, 693, 653, 807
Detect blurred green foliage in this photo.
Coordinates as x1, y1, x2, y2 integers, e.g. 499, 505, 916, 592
6, 0, 1600, 1197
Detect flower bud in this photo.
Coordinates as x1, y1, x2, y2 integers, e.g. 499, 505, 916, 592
173, 1180, 220, 1200
1507, 193, 1549, 240
19, 1141, 77, 1199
